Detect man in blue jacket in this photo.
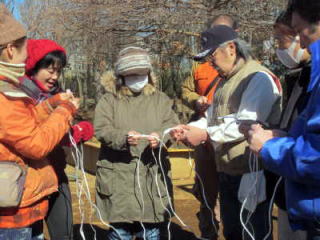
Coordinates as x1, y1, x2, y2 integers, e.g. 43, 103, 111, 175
242, 1, 320, 239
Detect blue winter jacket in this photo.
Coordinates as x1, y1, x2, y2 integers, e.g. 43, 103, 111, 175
261, 39, 320, 229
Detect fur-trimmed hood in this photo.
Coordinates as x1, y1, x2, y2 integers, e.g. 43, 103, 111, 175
100, 71, 158, 98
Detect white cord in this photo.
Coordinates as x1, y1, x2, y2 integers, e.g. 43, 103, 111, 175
69, 128, 211, 240
79, 143, 97, 240
136, 152, 147, 239
130, 134, 175, 239
151, 131, 213, 239
243, 154, 258, 238
69, 132, 86, 240
162, 129, 222, 237
263, 176, 282, 240
133, 132, 190, 234
240, 152, 259, 240
240, 152, 280, 240
151, 150, 172, 240
68, 132, 124, 240
187, 151, 218, 234
240, 198, 255, 240
158, 133, 188, 227
129, 132, 188, 228
211, 115, 278, 240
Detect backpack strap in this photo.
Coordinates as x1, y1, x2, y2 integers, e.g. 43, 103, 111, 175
203, 75, 221, 97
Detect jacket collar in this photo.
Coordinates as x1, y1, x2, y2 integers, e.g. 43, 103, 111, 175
226, 58, 246, 79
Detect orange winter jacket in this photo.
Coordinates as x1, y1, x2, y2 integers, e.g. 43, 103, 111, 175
193, 62, 220, 102
182, 62, 221, 109
0, 76, 73, 228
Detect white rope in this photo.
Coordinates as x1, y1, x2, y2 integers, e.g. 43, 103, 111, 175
130, 132, 189, 237
151, 150, 172, 240
263, 176, 282, 240
69, 132, 86, 240
240, 152, 280, 240
187, 151, 218, 234
157, 131, 213, 240
103, 133, 178, 239
136, 152, 147, 239
128, 132, 188, 227
240, 152, 259, 240
80, 143, 97, 240
158, 133, 188, 227
218, 116, 278, 240
164, 127, 219, 237
69, 126, 217, 240
68, 132, 124, 240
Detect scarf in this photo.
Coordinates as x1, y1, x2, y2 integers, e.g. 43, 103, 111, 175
0, 61, 25, 84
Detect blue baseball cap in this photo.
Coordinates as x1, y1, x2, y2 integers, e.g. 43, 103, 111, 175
193, 25, 238, 61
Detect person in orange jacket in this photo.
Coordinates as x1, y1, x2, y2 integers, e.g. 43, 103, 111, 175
0, 5, 79, 240
19, 39, 94, 240
181, 14, 239, 240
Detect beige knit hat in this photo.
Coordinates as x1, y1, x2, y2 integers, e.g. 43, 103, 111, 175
0, 4, 27, 46
115, 47, 152, 77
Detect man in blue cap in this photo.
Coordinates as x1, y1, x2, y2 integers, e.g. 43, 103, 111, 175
181, 15, 240, 240
171, 25, 282, 240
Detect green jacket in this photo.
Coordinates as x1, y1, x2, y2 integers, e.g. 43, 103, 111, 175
94, 71, 179, 223
181, 62, 200, 110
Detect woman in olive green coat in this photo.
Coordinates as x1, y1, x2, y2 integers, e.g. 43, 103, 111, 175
94, 47, 179, 240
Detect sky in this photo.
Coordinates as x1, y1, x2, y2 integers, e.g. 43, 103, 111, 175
13, 0, 24, 20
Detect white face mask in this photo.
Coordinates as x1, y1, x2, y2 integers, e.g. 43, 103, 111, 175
124, 75, 148, 93
276, 37, 305, 69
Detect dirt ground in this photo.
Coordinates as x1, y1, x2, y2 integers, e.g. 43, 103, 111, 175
45, 162, 278, 240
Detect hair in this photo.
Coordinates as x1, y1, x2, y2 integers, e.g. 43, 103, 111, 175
234, 39, 252, 61
27, 50, 67, 76
0, 36, 27, 55
274, 10, 292, 28
209, 14, 239, 30
289, 0, 320, 24
273, 10, 296, 38
219, 39, 252, 62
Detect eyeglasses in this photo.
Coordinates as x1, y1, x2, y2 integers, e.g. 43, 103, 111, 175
211, 40, 233, 58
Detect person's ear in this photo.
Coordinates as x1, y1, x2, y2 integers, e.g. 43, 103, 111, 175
5, 43, 15, 60
227, 42, 236, 56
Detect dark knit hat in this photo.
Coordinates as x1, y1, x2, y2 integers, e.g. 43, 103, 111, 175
115, 47, 152, 76
26, 39, 66, 73
0, 4, 27, 45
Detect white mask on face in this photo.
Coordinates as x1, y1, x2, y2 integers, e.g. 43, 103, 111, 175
124, 75, 148, 93
276, 37, 305, 69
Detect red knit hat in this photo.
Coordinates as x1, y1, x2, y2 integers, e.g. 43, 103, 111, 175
25, 39, 66, 75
